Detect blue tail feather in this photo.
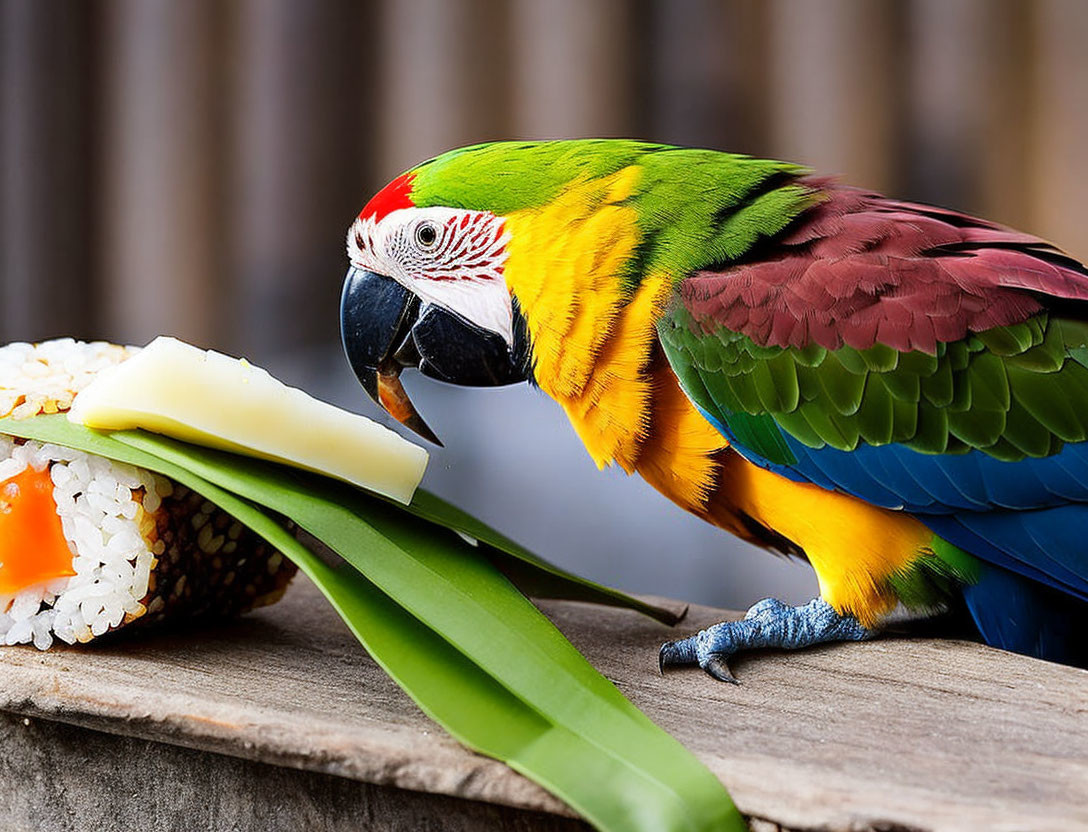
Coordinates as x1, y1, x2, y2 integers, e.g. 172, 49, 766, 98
766, 434, 1088, 514
961, 563, 1088, 666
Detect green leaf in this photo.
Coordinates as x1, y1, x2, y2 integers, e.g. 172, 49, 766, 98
405, 490, 684, 625
0, 415, 742, 832
120, 430, 743, 832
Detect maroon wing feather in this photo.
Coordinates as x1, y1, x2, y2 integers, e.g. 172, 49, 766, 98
682, 180, 1088, 352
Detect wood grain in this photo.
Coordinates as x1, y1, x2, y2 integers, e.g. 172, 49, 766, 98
0, 576, 1085, 831
0, 711, 589, 832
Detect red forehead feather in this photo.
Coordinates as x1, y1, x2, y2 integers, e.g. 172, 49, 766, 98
359, 172, 416, 223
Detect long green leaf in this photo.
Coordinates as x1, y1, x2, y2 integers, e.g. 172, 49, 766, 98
406, 488, 686, 625
0, 416, 743, 832
114, 429, 739, 830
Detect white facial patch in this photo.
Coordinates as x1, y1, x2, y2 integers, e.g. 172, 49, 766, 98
347, 207, 515, 346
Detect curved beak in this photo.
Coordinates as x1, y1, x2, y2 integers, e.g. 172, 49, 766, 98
340, 268, 443, 445
340, 267, 530, 446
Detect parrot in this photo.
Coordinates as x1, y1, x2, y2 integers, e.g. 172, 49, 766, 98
339, 140, 1088, 681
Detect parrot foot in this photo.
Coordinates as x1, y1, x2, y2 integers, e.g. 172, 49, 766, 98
658, 597, 873, 683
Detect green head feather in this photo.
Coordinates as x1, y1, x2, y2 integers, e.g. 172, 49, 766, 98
405, 140, 820, 283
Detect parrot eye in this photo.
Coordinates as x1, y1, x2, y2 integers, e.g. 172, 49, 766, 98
414, 220, 439, 249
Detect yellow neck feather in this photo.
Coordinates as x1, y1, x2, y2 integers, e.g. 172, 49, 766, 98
502, 166, 668, 470
503, 175, 933, 625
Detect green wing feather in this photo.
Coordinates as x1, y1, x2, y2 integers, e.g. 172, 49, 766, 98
659, 305, 1088, 465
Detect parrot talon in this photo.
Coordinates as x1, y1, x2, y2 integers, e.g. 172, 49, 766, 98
658, 639, 696, 674
702, 655, 739, 685
658, 597, 874, 683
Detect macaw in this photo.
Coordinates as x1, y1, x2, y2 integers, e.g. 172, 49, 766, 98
339, 140, 1088, 680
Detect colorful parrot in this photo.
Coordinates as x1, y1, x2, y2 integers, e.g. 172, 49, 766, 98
339, 140, 1088, 680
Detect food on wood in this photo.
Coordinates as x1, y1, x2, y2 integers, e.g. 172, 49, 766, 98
0, 335, 741, 831
0, 339, 295, 648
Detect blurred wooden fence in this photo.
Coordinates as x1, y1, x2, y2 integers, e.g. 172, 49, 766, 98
2, 0, 1087, 360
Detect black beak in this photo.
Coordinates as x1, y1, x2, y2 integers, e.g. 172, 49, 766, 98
340, 267, 529, 445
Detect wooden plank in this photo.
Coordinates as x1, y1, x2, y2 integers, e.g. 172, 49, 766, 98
0, 712, 587, 832
1, 577, 1085, 831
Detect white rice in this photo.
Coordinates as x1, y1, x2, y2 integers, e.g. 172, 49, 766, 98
0, 338, 134, 420
0, 338, 168, 649
0, 437, 174, 649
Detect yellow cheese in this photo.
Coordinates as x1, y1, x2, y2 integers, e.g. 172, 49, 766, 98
68, 337, 428, 504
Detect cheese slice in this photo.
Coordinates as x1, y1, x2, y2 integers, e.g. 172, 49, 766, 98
69, 336, 428, 504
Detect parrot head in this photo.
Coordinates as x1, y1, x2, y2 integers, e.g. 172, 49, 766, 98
341, 140, 813, 445
340, 145, 547, 445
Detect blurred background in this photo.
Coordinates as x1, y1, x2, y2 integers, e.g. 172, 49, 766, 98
2, 0, 1087, 610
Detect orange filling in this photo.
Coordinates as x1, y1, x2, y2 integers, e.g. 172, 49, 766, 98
0, 466, 76, 595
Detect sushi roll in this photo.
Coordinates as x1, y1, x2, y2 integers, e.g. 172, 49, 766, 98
0, 339, 296, 649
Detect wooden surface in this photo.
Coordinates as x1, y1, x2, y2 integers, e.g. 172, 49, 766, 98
0, 712, 587, 832
1, 576, 1086, 832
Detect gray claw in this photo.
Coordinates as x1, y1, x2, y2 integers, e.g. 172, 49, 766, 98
703, 655, 739, 684
658, 639, 695, 674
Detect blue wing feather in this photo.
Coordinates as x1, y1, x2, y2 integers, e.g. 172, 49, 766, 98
927, 509, 1088, 600
727, 435, 1088, 604
758, 435, 1088, 513
858, 449, 952, 510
